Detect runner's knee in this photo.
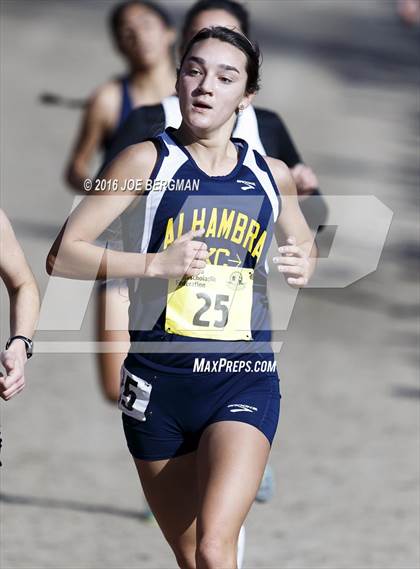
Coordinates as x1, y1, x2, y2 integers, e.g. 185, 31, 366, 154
196, 534, 237, 569
168, 540, 196, 569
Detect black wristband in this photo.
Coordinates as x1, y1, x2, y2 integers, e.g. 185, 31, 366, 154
5, 335, 33, 359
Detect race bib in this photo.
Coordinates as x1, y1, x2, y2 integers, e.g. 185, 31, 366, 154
165, 265, 253, 341
118, 367, 152, 421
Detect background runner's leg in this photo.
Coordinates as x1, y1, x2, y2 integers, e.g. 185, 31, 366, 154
96, 286, 130, 402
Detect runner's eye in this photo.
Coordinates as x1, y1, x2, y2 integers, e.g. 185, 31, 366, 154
219, 76, 233, 84
187, 68, 202, 76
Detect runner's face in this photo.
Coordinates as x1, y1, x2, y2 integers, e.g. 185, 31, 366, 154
178, 38, 250, 133
116, 5, 174, 67
184, 9, 243, 45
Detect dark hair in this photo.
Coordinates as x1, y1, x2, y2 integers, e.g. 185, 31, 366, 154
109, 1, 173, 40
182, 0, 250, 44
179, 26, 261, 94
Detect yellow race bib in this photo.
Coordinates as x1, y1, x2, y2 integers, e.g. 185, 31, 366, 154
165, 265, 253, 341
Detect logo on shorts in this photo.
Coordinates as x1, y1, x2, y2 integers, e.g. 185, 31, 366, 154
228, 404, 258, 413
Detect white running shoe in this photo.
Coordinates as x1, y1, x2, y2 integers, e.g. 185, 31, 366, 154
237, 525, 246, 568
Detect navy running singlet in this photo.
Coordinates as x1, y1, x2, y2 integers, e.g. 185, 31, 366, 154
119, 77, 134, 127
122, 128, 281, 374
103, 77, 134, 155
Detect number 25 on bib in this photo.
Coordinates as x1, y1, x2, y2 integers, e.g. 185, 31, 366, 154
165, 265, 253, 341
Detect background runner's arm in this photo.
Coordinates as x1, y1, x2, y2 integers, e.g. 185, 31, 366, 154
273, 112, 318, 195
257, 109, 302, 166
258, 108, 319, 195
65, 84, 118, 193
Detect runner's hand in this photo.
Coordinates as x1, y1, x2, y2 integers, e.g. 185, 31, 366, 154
273, 235, 310, 288
146, 228, 209, 278
290, 164, 318, 195
0, 349, 26, 401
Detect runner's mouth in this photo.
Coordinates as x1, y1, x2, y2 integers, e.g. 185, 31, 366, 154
192, 101, 213, 110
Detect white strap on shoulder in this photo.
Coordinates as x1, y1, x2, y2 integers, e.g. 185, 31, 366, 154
162, 96, 183, 129
233, 105, 267, 156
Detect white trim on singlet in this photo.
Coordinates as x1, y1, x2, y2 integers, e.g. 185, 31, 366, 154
162, 96, 183, 129
233, 106, 267, 156
140, 132, 187, 254
243, 146, 280, 221
243, 145, 280, 275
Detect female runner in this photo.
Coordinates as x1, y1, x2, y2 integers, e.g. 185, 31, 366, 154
48, 27, 317, 568
96, 0, 326, 517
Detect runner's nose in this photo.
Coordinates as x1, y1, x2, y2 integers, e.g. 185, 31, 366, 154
198, 74, 214, 96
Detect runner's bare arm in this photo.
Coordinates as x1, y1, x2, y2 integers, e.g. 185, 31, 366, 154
0, 210, 39, 399
266, 157, 318, 286
0, 209, 40, 340
65, 83, 119, 192
49, 142, 156, 279
48, 142, 208, 280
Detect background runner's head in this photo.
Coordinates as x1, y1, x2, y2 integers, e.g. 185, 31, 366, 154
181, 0, 250, 55
109, 1, 175, 68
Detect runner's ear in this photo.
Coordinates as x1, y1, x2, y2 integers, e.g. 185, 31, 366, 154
239, 92, 255, 111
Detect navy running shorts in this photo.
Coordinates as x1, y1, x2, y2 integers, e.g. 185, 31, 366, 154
119, 361, 281, 461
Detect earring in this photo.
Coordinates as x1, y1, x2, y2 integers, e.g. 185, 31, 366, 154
238, 104, 245, 114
